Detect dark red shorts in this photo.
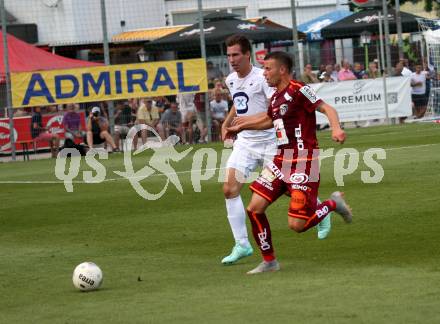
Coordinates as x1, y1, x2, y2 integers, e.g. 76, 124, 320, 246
249, 156, 320, 220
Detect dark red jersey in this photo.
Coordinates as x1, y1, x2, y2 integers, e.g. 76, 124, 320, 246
268, 80, 322, 160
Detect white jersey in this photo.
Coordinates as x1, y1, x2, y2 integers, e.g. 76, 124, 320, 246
411, 71, 427, 95
226, 66, 275, 142
176, 93, 196, 112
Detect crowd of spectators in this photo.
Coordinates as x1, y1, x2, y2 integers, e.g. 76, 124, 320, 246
5, 58, 437, 158
300, 58, 436, 120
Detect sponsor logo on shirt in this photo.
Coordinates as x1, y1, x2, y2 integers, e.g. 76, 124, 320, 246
291, 184, 311, 191
284, 92, 293, 102
300, 85, 319, 103
290, 173, 309, 184
233, 92, 249, 114
268, 161, 284, 180
295, 124, 304, 150
261, 168, 276, 183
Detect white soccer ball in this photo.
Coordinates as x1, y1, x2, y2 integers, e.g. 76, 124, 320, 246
72, 262, 103, 291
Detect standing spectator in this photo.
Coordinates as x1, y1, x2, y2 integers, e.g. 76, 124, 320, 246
210, 89, 228, 141
134, 98, 160, 148
156, 102, 183, 140
411, 64, 428, 118
353, 62, 366, 79
393, 61, 404, 76
400, 58, 412, 77
176, 92, 197, 144
394, 62, 408, 124
86, 107, 118, 150
424, 60, 435, 108
300, 63, 319, 84
207, 61, 224, 82
31, 106, 60, 158
114, 100, 134, 150
195, 92, 208, 143
338, 59, 357, 81
62, 103, 85, 141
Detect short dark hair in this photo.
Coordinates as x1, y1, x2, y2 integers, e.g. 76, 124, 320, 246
225, 34, 251, 54
264, 51, 293, 73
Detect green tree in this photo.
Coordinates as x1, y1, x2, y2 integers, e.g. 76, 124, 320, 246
349, 0, 439, 13
390, 0, 434, 12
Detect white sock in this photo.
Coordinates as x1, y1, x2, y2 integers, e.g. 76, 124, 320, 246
225, 196, 250, 247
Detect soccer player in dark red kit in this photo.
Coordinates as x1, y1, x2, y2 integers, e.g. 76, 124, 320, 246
226, 51, 353, 274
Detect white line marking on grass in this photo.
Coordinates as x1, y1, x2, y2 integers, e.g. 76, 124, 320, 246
1, 143, 439, 184
362, 131, 439, 137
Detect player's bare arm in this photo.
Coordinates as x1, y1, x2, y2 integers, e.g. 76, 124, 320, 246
317, 102, 346, 144
87, 114, 93, 132
226, 112, 273, 133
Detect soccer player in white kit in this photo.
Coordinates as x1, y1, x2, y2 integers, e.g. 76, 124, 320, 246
220, 36, 332, 264
220, 35, 278, 264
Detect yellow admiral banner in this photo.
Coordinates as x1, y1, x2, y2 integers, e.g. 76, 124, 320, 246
11, 58, 207, 108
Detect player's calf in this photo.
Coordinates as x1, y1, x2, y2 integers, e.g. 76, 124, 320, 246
247, 209, 275, 262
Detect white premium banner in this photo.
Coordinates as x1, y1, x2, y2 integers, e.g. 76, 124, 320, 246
311, 76, 412, 124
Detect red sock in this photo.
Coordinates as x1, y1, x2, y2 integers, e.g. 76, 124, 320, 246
247, 210, 275, 262
300, 199, 336, 232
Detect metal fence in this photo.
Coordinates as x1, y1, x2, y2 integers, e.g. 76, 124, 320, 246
0, 0, 437, 161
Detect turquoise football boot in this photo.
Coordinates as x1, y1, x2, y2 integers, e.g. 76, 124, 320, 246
221, 243, 253, 264
317, 212, 332, 240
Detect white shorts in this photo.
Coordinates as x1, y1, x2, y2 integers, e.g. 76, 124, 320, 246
115, 125, 130, 134
226, 139, 277, 178
180, 108, 196, 123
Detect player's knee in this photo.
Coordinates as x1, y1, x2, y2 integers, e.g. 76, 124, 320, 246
288, 220, 305, 233
246, 205, 265, 215
223, 182, 239, 198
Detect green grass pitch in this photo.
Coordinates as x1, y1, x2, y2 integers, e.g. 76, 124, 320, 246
0, 123, 439, 323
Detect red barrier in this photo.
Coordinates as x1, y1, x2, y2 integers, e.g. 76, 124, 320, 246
0, 111, 86, 152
